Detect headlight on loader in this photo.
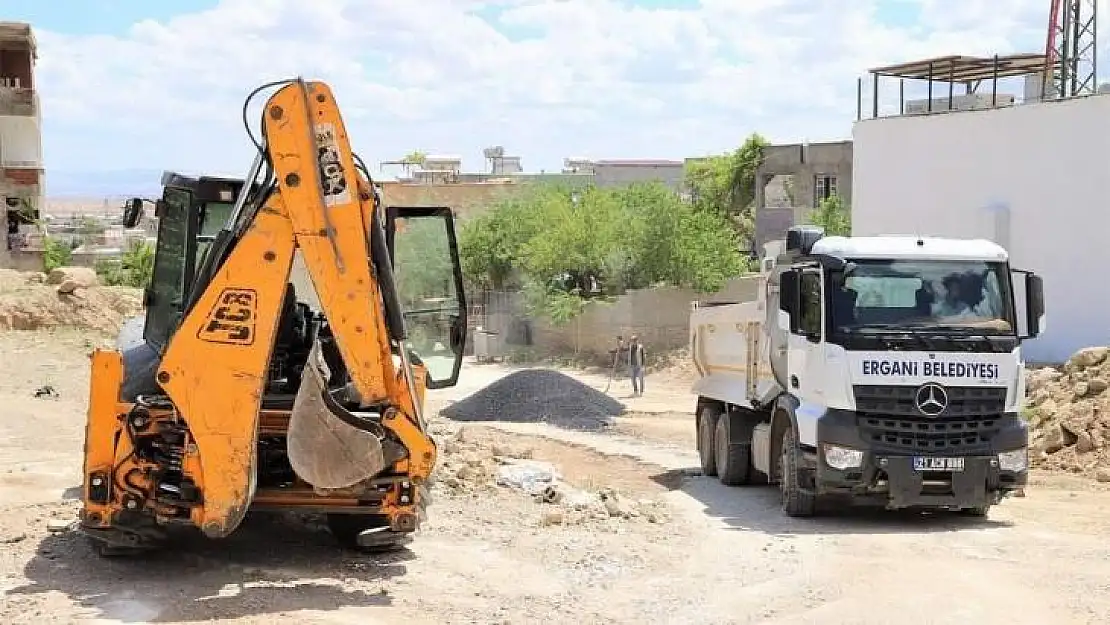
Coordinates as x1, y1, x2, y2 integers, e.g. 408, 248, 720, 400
997, 448, 1028, 472
823, 444, 864, 470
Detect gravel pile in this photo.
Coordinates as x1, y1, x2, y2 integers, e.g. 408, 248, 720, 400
440, 369, 625, 431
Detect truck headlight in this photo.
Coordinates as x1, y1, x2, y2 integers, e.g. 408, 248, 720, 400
997, 448, 1028, 472
823, 444, 864, 470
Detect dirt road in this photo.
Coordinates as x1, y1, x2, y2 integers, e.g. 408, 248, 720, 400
3, 330, 1110, 624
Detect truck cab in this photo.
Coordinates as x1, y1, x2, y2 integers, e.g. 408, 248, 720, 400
690, 226, 1044, 518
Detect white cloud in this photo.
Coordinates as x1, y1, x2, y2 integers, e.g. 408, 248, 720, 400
33, 0, 1065, 188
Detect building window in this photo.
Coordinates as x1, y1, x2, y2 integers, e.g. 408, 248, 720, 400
814, 174, 837, 205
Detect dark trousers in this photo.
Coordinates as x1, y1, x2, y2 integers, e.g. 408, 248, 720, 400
631, 365, 644, 393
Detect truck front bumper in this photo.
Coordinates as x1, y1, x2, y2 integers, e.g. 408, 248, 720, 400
813, 409, 1028, 510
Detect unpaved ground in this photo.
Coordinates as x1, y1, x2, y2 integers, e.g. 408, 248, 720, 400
3, 332, 1110, 624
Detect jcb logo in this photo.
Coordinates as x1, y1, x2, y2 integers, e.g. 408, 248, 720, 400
197, 288, 257, 345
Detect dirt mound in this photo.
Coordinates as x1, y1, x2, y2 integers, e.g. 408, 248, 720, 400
440, 369, 625, 431
1026, 347, 1110, 480
0, 269, 142, 334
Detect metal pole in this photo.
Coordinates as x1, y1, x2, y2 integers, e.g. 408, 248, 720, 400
872, 73, 879, 118
992, 54, 999, 106
927, 61, 934, 112
899, 79, 905, 114
857, 77, 862, 120
1094, 0, 1099, 92
948, 62, 955, 110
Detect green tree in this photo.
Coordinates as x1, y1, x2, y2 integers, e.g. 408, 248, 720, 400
458, 181, 750, 324
807, 194, 851, 236
683, 133, 769, 246
458, 185, 561, 290
43, 236, 71, 273
402, 151, 426, 166
94, 240, 155, 287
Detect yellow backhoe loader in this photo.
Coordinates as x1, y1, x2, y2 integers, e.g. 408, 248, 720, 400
78, 78, 467, 555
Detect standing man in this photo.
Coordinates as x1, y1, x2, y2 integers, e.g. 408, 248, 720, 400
628, 334, 646, 397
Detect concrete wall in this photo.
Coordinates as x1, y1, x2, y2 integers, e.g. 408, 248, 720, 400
592, 161, 685, 191
852, 93, 1110, 363
379, 180, 527, 220
524, 275, 762, 357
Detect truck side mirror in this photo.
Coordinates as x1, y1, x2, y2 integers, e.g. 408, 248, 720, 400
1027, 274, 1045, 337
779, 270, 799, 331
123, 198, 144, 228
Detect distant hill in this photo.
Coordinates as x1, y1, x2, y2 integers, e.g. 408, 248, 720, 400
45, 168, 166, 198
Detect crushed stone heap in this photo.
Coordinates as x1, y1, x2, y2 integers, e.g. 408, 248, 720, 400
1025, 346, 1110, 480
440, 368, 625, 431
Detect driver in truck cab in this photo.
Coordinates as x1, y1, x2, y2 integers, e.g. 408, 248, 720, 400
932, 274, 971, 317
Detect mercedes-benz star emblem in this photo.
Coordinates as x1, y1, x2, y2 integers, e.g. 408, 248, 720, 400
914, 383, 949, 416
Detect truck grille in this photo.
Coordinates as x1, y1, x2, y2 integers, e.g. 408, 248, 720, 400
853, 385, 1008, 454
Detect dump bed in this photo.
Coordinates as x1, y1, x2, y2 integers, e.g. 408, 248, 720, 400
689, 278, 782, 407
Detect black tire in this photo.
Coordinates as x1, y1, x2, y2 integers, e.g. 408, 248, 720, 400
714, 413, 751, 486
957, 505, 991, 518
778, 426, 816, 517
697, 405, 719, 477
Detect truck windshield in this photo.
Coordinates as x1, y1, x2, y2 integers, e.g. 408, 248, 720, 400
828, 258, 1013, 334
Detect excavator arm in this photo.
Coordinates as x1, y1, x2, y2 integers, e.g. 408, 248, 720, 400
80, 79, 461, 546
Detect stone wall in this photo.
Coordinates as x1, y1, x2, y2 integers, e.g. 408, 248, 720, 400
474, 275, 762, 359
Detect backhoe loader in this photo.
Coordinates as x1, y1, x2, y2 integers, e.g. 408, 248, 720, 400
78, 78, 467, 555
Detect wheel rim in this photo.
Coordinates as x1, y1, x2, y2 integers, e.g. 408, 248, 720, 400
715, 421, 727, 474
699, 413, 711, 467
778, 436, 789, 508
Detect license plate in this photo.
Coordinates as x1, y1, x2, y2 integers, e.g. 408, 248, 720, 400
913, 457, 965, 472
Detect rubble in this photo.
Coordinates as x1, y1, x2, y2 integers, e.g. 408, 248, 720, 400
429, 424, 670, 527
440, 368, 625, 431
0, 268, 141, 333
1025, 346, 1110, 476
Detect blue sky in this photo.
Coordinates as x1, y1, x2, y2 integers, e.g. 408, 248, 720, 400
0, 0, 1059, 196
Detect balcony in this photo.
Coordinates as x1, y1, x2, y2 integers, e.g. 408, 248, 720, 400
0, 81, 36, 117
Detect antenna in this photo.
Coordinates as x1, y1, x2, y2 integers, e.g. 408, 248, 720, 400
1046, 0, 1098, 97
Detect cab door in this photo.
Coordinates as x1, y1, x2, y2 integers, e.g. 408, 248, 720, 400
786, 266, 826, 404
143, 186, 195, 351
385, 206, 468, 389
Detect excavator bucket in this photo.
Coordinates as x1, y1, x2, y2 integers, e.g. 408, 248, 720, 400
286, 343, 388, 490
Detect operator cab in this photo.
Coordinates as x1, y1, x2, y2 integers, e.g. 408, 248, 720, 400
118, 171, 468, 403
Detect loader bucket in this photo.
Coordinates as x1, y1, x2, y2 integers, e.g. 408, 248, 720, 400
286, 343, 388, 490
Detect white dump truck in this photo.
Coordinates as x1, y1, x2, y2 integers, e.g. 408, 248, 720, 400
690, 226, 1045, 517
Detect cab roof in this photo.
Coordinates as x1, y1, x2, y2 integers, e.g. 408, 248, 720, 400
810, 235, 1009, 262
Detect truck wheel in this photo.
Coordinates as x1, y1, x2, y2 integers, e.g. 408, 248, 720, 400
697, 405, 719, 477
958, 505, 991, 518
714, 413, 751, 486
778, 427, 816, 517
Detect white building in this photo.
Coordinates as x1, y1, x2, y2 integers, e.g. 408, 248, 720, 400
851, 87, 1110, 364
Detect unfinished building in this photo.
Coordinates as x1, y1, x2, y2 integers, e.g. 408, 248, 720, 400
752, 141, 853, 254
0, 22, 41, 268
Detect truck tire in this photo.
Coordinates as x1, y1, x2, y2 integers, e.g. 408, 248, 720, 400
958, 505, 991, 518
697, 404, 719, 477
714, 413, 751, 486
778, 427, 816, 517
